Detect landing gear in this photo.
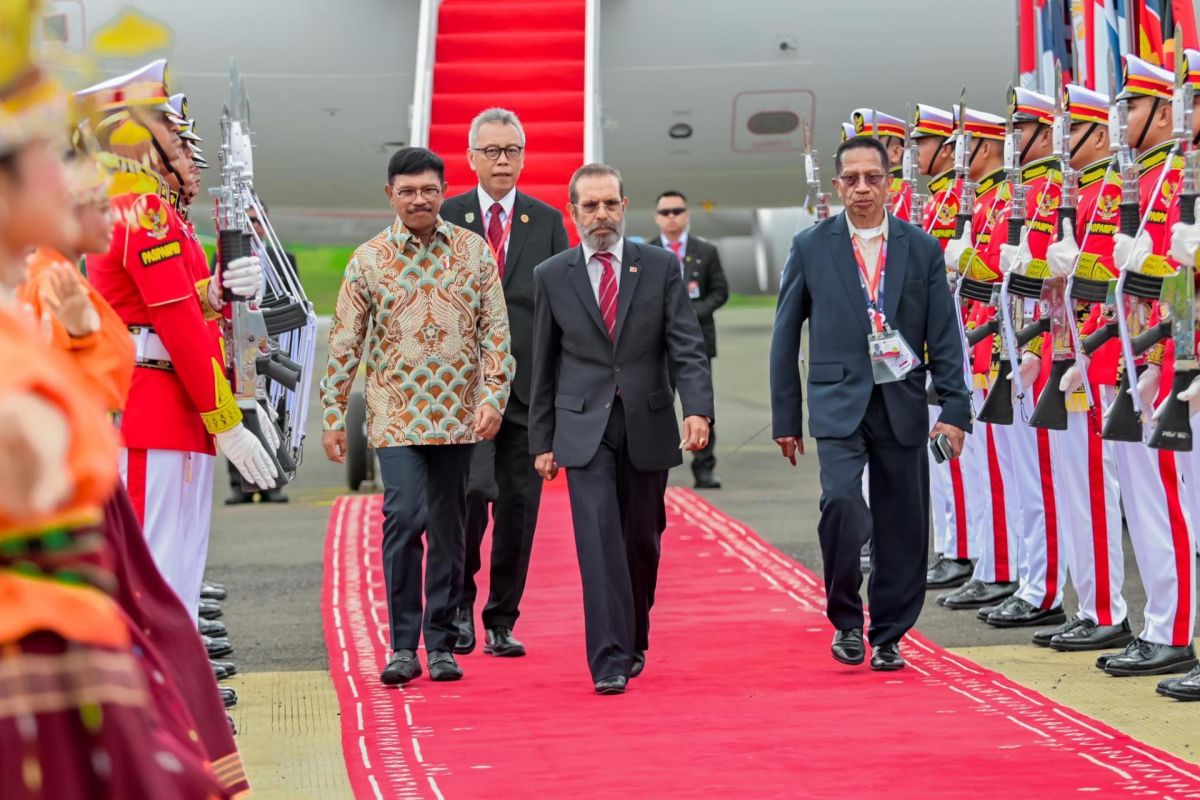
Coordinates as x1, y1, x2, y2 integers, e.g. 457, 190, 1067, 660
345, 391, 375, 491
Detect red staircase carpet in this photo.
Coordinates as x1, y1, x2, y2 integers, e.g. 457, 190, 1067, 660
322, 485, 1200, 799
427, 0, 585, 214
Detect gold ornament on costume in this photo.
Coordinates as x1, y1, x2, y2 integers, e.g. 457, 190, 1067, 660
89, 8, 172, 59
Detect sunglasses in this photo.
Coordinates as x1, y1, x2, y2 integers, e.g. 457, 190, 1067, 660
836, 173, 887, 187
656, 207, 688, 217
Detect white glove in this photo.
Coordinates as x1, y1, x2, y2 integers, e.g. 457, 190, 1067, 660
1136, 363, 1162, 412
216, 422, 278, 490
258, 401, 281, 452
1018, 350, 1042, 390
207, 255, 264, 309
944, 221, 972, 274
1059, 353, 1090, 395
999, 226, 1032, 275
1169, 201, 1200, 266
1114, 231, 1153, 274
1046, 219, 1080, 278
1179, 374, 1200, 418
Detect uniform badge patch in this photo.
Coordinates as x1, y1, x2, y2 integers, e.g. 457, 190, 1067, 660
133, 196, 171, 240
465, 212, 475, 224
139, 240, 183, 266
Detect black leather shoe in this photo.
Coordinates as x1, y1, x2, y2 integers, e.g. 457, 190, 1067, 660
381, 650, 421, 685
630, 650, 645, 679
1104, 641, 1197, 677
1050, 618, 1133, 652
428, 650, 463, 681
870, 642, 906, 671
211, 660, 237, 680
203, 635, 233, 659
1095, 638, 1143, 670
260, 489, 289, 504
594, 676, 627, 695
1160, 665, 1200, 699
831, 628, 865, 665
220, 686, 238, 708
1033, 615, 1081, 647
198, 599, 223, 620
940, 579, 1018, 609
483, 627, 526, 657
975, 601, 1006, 621
199, 618, 228, 639
225, 490, 255, 506
453, 608, 475, 655
693, 473, 721, 489
927, 556, 974, 589
201, 580, 228, 601
985, 598, 1067, 628
227, 714, 237, 736
860, 541, 872, 574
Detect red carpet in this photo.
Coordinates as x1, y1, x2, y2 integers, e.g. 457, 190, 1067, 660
428, 0, 585, 225
322, 486, 1200, 799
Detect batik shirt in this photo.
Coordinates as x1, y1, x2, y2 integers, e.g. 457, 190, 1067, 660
321, 216, 513, 447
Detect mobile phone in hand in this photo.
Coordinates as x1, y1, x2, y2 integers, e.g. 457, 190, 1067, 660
930, 432, 952, 464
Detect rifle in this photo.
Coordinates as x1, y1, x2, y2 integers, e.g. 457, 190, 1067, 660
1030, 63, 1080, 430
953, 87, 976, 237
902, 102, 927, 223
1103, 52, 1184, 442
803, 118, 830, 220
1148, 25, 1199, 450
977, 85, 1036, 426
213, 62, 304, 490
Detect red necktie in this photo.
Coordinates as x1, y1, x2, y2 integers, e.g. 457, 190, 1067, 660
595, 252, 618, 341
487, 202, 506, 278
669, 240, 682, 262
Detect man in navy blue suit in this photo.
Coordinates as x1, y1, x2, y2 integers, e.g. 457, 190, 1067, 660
769, 136, 971, 671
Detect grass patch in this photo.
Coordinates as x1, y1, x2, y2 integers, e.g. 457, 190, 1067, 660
726, 293, 777, 308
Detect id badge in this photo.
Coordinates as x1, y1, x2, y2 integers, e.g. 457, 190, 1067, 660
688, 280, 701, 299
868, 328, 918, 384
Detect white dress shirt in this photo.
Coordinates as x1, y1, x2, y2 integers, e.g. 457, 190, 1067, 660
662, 230, 688, 276
477, 185, 517, 255
582, 237, 624, 305
845, 213, 889, 283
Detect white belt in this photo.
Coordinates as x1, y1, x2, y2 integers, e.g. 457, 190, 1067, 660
129, 327, 173, 365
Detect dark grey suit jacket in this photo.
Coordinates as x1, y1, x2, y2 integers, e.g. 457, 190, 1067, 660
529, 240, 714, 471
648, 235, 729, 358
441, 189, 569, 415
769, 213, 971, 447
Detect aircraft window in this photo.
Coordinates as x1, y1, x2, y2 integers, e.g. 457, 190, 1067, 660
747, 111, 800, 136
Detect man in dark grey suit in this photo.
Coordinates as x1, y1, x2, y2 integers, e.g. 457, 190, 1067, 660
649, 190, 729, 489
529, 163, 713, 694
769, 136, 970, 672
440, 108, 570, 659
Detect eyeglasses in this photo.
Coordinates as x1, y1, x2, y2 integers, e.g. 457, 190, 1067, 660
836, 173, 887, 187
577, 199, 623, 215
471, 145, 524, 161
656, 207, 688, 216
392, 186, 443, 201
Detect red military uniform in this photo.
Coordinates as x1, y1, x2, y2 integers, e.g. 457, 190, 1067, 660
960, 167, 1011, 377
889, 165, 913, 222
88, 189, 241, 455
923, 168, 961, 246
1074, 158, 1123, 387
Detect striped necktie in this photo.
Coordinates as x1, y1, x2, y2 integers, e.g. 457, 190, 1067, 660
595, 252, 618, 341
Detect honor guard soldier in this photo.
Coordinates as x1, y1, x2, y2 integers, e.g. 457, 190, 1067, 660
1036, 83, 1135, 652
910, 102, 985, 589
852, 108, 911, 220
938, 106, 1024, 610
978, 87, 1071, 629
79, 60, 277, 617
1159, 46, 1200, 700
1101, 54, 1198, 679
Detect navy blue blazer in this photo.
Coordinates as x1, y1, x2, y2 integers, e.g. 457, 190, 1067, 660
769, 212, 971, 447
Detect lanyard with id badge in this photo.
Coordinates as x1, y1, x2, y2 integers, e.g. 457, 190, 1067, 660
853, 234, 918, 384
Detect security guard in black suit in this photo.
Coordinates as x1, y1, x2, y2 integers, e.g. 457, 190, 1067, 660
440, 108, 569, 658
649, 190, 728, 488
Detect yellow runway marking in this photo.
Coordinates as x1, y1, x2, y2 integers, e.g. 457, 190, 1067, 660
953, 642, 1200, 766
226, 670, 353, 799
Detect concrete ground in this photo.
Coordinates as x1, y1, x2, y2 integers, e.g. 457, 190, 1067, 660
209, 306, 1194, 797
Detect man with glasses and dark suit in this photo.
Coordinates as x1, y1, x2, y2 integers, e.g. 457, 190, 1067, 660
648, 191, 728, 489
440, 108, 570, 659
769, 136, 970, 672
